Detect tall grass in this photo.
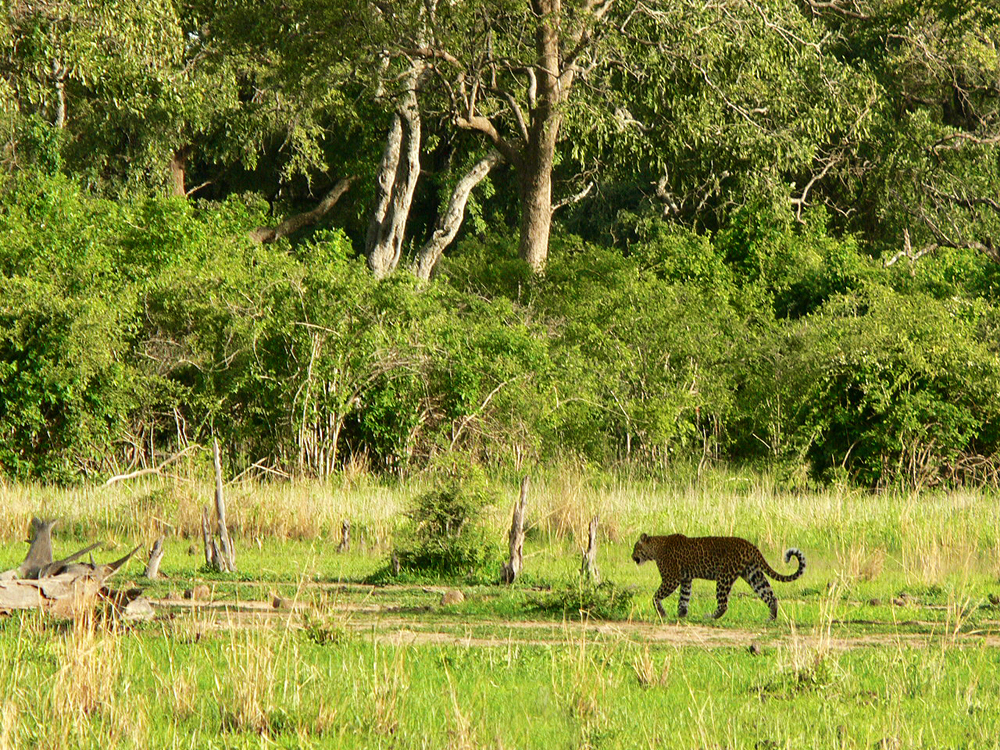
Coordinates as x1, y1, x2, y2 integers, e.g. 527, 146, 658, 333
3, 467, 998, 592
0, 608, 999, 748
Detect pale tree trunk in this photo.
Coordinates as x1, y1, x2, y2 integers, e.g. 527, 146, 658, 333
366, 63, 424, 279
412, 150, 502, 281
501, 476, 530, 584
51, 59, 66, 129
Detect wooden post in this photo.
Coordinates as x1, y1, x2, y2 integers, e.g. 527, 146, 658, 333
581, 515, 600, 583
502, 476, 529, 584
145, 536, 165, 579
337, 520, 351, 553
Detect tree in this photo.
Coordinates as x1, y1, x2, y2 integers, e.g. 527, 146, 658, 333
405, 0, 614, 272
832, 0, 1000, 266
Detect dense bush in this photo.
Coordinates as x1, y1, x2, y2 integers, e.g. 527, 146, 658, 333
2, 174, 999, 488
388, 459, 503, 582
737, 286, 1000, 487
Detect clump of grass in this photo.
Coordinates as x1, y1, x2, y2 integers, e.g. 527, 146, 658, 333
365, 646, 409, 738
837, 540, 886, 584
216, 632, 284, 735
530, 579, 635, 620
299, 609, 350, 646
43, 616, 149, 749
632, 645, 671, 689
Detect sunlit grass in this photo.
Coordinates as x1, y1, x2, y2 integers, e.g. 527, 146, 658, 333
1, 469, 999, 747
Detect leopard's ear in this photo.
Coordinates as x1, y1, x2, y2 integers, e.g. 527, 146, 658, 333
639, 533, 649, 542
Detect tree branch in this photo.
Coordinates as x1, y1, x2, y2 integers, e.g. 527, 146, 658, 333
249, 176, 357, 244
551, 181, 594, 214
455, 115, 521, 165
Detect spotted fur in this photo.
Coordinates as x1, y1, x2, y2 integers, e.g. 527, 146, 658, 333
632, 533, 805, 620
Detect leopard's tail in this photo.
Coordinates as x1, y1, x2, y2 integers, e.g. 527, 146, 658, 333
763, 548, 805, 582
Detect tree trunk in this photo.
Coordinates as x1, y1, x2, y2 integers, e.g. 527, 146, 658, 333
213, 438, 235, 572
413, 150, 502, 281
51, 59, 66, 129
337, 519, 351, 553
580, 515, 600, 583
518, 142, 556, 272
366, 63, 424, 278
502, 476, 530, 584
169, 146, 191, 197
144, 536, 165, 579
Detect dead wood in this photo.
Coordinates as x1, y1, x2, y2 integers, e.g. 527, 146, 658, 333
0, 543, 141, 617
337, 519, 351, 553
201, 439, 235, 572
580, 515, 600, 583
214, 438, 235, 571
38, 542, 102, 578
145, 536, 166, 579
17, 517, 56, 579
501, 476, 530, 584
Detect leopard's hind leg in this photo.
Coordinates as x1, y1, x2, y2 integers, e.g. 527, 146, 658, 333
743, 565, 779, 620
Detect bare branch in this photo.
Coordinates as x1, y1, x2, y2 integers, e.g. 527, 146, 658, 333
552, 181, 594, 213
250, 176, 358, 244
790, 149, 844, 221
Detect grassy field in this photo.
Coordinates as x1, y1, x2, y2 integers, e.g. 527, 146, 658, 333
1, 470, 999, 749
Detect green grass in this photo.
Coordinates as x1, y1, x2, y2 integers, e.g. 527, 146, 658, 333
1, 472, 999, 748
2, 614, 1000, 749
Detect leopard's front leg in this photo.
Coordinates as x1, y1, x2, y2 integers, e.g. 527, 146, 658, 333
654, 577, 678, 618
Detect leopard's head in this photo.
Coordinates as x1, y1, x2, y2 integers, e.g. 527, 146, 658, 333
632, 533, 654, 565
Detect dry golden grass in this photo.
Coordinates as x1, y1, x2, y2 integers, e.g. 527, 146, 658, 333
632, 644, 672, 689
836, 541, 887, 584
367, 644, 409, 737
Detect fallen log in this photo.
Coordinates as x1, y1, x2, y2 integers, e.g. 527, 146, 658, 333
0, 518, 142, 618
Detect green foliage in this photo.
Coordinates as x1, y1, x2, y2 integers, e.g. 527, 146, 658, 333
537, 236, 743, 465
530, 579, 636, 621
389, 458, 503, 582
739, 285, 1000, 487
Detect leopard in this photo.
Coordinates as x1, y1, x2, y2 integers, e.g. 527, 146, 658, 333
631, 533, 805, 620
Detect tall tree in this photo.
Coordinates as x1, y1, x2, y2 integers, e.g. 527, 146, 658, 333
824, 0, 1000, 265
406, 0, 614, 272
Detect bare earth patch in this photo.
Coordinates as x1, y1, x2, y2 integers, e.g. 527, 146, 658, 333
146, 582, 1000, 651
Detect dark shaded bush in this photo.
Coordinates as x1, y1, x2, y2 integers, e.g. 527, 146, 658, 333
737, 285, 1000, 487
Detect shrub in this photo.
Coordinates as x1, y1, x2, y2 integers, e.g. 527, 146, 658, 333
740, 285, 1000, 487
529, 579, 636, 620
388, 458, 503, 582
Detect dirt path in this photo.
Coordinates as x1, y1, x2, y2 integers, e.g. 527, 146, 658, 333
149, 594, 1000, 651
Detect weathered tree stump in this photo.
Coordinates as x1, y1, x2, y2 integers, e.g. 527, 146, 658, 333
580, 515, 600, 583
145, 536, 166, 579
202, 438, 236, 572
337, 520, 351, 553
1, 520, 142, 618
501, 476, 530, 584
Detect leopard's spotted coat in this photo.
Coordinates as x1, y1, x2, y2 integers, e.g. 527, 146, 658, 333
632, 533, 805, 620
